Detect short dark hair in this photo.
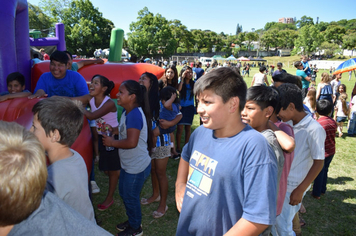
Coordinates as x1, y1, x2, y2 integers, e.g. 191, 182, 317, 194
259, 66, 266, 72
50, 50, 69, 65
277, 83, 304, 112
294, 61, 302, 68
32, 97, 84, 147
272, 73, 302, 89
194, 67, 247, 112
6, 72, 25, 86
160, 86, 179, 103
246, 86, 279, 112
277, 62, 282, 67
316, 99, 333, 116
33, 54, 39, 59
63, 50, 73, 59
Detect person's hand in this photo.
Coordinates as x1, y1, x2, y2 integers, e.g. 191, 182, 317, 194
175, 182, 186, 212
28, 93, 47, 99
102, 133, 114, 147
171, 92, 177, 100
159, 119, 171, 129
289, 187, 304, 206
0, 95, 9, 102
96, 58, 104, 64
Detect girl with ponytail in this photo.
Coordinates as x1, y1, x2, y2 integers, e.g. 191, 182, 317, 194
72, 74, 120, 211
102, 80, 152, 235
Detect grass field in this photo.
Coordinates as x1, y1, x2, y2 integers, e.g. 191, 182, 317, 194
92, 57, 356, 235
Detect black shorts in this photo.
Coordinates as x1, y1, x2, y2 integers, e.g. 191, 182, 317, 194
98, 134, 121, 171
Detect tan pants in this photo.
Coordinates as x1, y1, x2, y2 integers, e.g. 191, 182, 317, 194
293, 212, 302, 235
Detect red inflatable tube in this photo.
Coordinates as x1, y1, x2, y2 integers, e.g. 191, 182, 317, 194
0, 97, 93, 176
31, 62, 165, 97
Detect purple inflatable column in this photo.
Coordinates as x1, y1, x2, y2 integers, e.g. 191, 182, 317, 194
56, 23, 66, 51
0, 1, 18, 92
16, 0, 31, 90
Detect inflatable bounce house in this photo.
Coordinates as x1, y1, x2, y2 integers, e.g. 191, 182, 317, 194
0, 0, 165, 175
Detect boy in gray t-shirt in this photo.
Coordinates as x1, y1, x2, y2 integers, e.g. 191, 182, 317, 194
31, 97, 95, 222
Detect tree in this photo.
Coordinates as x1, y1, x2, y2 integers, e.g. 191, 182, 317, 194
62, 0, 114, 56
235, 32, 246, 49
324, 25, 346, 45
295, 25, 323, 55
235, 23, 243, 35
28, 3, 53, 37
39, 0, 71, 22
319, 42, 340, 56
278, 29, 298, 49
127, 7, 176, 58
315, 21, 329, 32
297, 15, 314, 28
170, 19, 194, 53
261, 29, 279, 51
245, 32, 258, 51
264, 22, 277, 31
343, 32, 356, 50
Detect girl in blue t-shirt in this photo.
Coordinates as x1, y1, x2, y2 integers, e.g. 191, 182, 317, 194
177, 66, 195, 152
102, 80, 152, 235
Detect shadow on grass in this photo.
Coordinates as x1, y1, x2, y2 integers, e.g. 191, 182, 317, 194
328, 176, 354, 185
303, 189, 356, 236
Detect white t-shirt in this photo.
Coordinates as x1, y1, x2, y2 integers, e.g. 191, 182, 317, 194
287, 114, 326, 192
303, 97, 315, 113
253, 73, 266, 86
336, 100, 349, 117
351, 96, 356, 113
330, 79, 341, 95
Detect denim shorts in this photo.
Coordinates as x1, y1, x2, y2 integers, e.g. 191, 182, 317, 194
336, 116, 347, 122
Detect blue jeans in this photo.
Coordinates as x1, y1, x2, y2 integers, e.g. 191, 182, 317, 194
312, 155, 334, 197
348, 112, 356, 135
119, 163, 151, 229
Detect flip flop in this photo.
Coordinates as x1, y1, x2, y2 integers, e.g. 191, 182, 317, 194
141, 196, 160, 205
152, 205, 168, 219
97, 200, 114, 211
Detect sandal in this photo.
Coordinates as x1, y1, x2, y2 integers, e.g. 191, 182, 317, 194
152, 205, 168, 219
97, 200, 114, 211
299, 213, 306, 227
141, 196, 160, 205
299, 204, 306, 214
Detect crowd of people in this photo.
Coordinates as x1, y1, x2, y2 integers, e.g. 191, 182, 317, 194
1, 50, 356, 236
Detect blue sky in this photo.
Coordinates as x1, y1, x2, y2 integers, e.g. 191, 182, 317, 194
28, 0, 355, 37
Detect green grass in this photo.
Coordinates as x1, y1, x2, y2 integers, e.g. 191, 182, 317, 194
93, 57, 356, 235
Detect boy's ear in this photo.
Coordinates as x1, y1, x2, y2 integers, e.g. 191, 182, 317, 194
288, 103, 295, 111
265, 106, 274, 118
50, 129, 61, 143
229, 97, 240, 113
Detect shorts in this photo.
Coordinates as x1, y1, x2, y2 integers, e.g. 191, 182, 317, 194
336, 116, 347, 123
151, 146, 171, 159
311, 75, 316, 82
178, 105, 195, 125
158, 124, 176, 135
89, 119, 96, 127
98, 134, 121, 171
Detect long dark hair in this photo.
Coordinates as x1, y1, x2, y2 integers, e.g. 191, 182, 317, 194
165, 65, 178, 89
91, 74, 115, 96
141, 72, 160, 120
179, 66, 194, 101
121, 80, 153, 151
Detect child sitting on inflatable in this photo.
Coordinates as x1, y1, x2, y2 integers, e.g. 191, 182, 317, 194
0, 72, 31, 102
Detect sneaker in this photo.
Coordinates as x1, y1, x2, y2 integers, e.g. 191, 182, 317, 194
117, 226, 143, 236
116, 221, 130, 232
91, 181, 100, 194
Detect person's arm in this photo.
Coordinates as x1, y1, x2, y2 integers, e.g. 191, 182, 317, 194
289, 159, 324, 205
159, 113, 182, 129
175, 158, 189, 212
163, 93, 176, 110
0, 91, 32, 102
178, 76, 184, 91
224, 218, 268, 236
76, 58, 104, 70
28, 89, 46, 99
268, 121, 295, 153
251, 75, 255, 86
103, 128, 140, 149
316, 84, 322, 100
70, 94, 92, 106
84, 99, 116, 120
264, 74, 269, 86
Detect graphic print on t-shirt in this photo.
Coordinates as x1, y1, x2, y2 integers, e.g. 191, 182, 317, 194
187, 150, 218, 196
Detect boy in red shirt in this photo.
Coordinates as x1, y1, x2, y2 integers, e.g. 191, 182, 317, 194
312, 99, 337, 198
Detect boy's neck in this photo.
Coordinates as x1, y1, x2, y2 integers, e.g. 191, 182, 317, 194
292, 110, 308, 125
47, 145, 73, 164
214, 118, 246, 138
